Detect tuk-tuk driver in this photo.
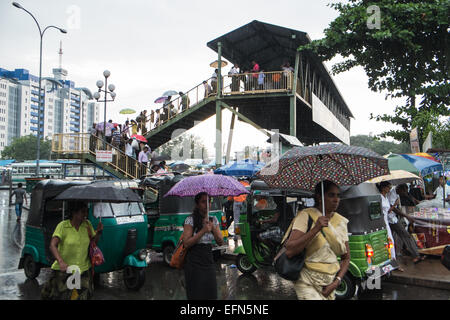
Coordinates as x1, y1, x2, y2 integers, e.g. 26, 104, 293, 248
253, 193, 283, 243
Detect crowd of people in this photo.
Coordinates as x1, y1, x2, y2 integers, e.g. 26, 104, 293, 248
90, 114, 172, 177
204, 60, 295, 96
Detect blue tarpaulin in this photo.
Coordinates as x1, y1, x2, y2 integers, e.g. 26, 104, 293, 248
214, 159, 265, 177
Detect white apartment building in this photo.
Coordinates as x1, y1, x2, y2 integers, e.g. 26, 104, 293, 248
0, 67, 100, 155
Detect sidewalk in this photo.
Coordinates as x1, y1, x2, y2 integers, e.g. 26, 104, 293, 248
222, 239, 450, 291
386, 255, 450, 290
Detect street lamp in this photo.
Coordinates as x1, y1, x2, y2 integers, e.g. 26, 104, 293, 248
93, 70, 116, 148
12, 2, 67, 177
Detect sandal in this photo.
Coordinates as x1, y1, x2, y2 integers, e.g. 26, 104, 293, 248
397, 267, 405, 272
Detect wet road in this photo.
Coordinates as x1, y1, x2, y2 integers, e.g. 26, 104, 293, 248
1, 190, 449, 300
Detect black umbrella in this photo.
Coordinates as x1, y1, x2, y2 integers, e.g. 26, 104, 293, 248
171, 163, 191, 172
54, 180, 142, 203
152, 154, 171, 161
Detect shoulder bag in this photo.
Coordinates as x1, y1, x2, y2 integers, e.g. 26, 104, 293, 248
170, 232, 187, 269
273, 214, 313, 281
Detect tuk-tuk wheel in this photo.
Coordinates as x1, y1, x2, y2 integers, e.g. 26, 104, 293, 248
236, 254, 257, 274
23, 255, 41, 279
335, 274, 356, 300
123, 266, 146, 291
163, 244, 175, 266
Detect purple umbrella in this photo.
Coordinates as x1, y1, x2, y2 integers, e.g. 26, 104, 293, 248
164, 174, 249, 198
164, 174, 249, 217
154, 96, 168, 104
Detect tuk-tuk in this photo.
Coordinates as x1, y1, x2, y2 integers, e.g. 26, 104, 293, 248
234, 180, 311, 275
18, 179, 149, 291
139, 174, 229, 265
234, 181, 397, 300
336, 183, 398, 299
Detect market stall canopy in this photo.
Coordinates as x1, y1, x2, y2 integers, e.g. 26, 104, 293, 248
400, 154, 443, 176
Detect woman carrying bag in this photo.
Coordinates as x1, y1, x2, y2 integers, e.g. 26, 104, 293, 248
284, 180, 350, 300
182, 192, 224, 300
41, 201, 103, 300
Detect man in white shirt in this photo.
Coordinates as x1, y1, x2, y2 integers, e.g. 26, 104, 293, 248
229, 64, 240, 92
125, 139, 134, 158
434, 176, 450, 204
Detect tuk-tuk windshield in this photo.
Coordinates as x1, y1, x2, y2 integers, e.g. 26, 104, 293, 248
93, 202, 144, 218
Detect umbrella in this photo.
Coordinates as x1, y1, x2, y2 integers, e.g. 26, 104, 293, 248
164, 174, 249, 218
54, 180, 142, 203
171, 163, 191, 173
119, 108, 136, 115
400, 154, 443, 176
152, 154, 171, 162
385, 154, 420, 176
214, 159, 265, 177
256, 144, 389, 215
367, 170, 422, 185
154, 96, 168, 104
210, 60, 228, 68
413, 152, 438, 162
162, 90, 178, 97
164, 174, 249, 198
131, 134, 147, 143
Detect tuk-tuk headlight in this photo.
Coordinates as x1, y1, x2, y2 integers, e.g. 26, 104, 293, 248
138, 249, 148, 261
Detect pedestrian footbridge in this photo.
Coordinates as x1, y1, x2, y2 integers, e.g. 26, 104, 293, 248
52, 133, 145, 180
52, 21, 354, 179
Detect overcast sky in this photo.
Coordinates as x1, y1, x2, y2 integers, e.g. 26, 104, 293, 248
1, 0, 407, 156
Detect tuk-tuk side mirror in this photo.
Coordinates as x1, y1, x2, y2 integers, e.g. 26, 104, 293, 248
368, 201, 381, 220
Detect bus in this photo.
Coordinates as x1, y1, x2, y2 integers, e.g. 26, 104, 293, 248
10, 161, 63, 185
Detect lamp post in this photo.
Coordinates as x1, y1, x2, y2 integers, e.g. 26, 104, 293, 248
12, 2, 67, 177
93, 70, 116, 149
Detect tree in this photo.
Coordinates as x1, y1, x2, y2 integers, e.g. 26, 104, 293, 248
156, 134, 208, 160
300, 0, 449, 147
350, 135, 410, 155
1, 135, 52, 161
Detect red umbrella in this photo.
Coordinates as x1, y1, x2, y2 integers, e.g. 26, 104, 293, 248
131, 134, 147, 143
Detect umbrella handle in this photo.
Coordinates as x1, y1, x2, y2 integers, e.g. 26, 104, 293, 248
321, 181, 325, 216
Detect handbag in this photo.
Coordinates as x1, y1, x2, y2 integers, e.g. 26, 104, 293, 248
87, 226, 105, 267
273, 214, 313, 281
170, 232, 187, 269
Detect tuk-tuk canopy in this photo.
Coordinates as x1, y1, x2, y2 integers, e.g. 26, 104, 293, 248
140, 174, 222, 214
27, 179, 91, 227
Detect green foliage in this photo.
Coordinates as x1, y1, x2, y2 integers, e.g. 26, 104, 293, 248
1, 135, 52, 161
301, 0, 450, 145
350, 134, 410, 155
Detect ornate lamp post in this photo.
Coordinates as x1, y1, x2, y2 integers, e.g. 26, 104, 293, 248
93, 70, 116, 149
12, 2, 67, 177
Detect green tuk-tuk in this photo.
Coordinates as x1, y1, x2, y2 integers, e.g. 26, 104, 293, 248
18, 179, 149, 291
139, 174, 229, 265
234, 180, 397, 300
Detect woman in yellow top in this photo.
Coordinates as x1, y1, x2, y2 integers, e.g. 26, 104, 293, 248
285, 180, 350, 300
41, 201, 103, 300
130, 119, 138, 136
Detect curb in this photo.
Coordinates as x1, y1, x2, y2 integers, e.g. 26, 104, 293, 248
384, 273, 450, 291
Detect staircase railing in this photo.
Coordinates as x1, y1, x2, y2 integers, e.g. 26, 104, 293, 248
52, 133, 147, 179
143, 77, 214, 133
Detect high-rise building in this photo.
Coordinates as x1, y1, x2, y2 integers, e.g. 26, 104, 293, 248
0, 67, 100, 155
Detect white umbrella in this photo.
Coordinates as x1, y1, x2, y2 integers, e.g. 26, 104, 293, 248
367, 170, 422, 185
